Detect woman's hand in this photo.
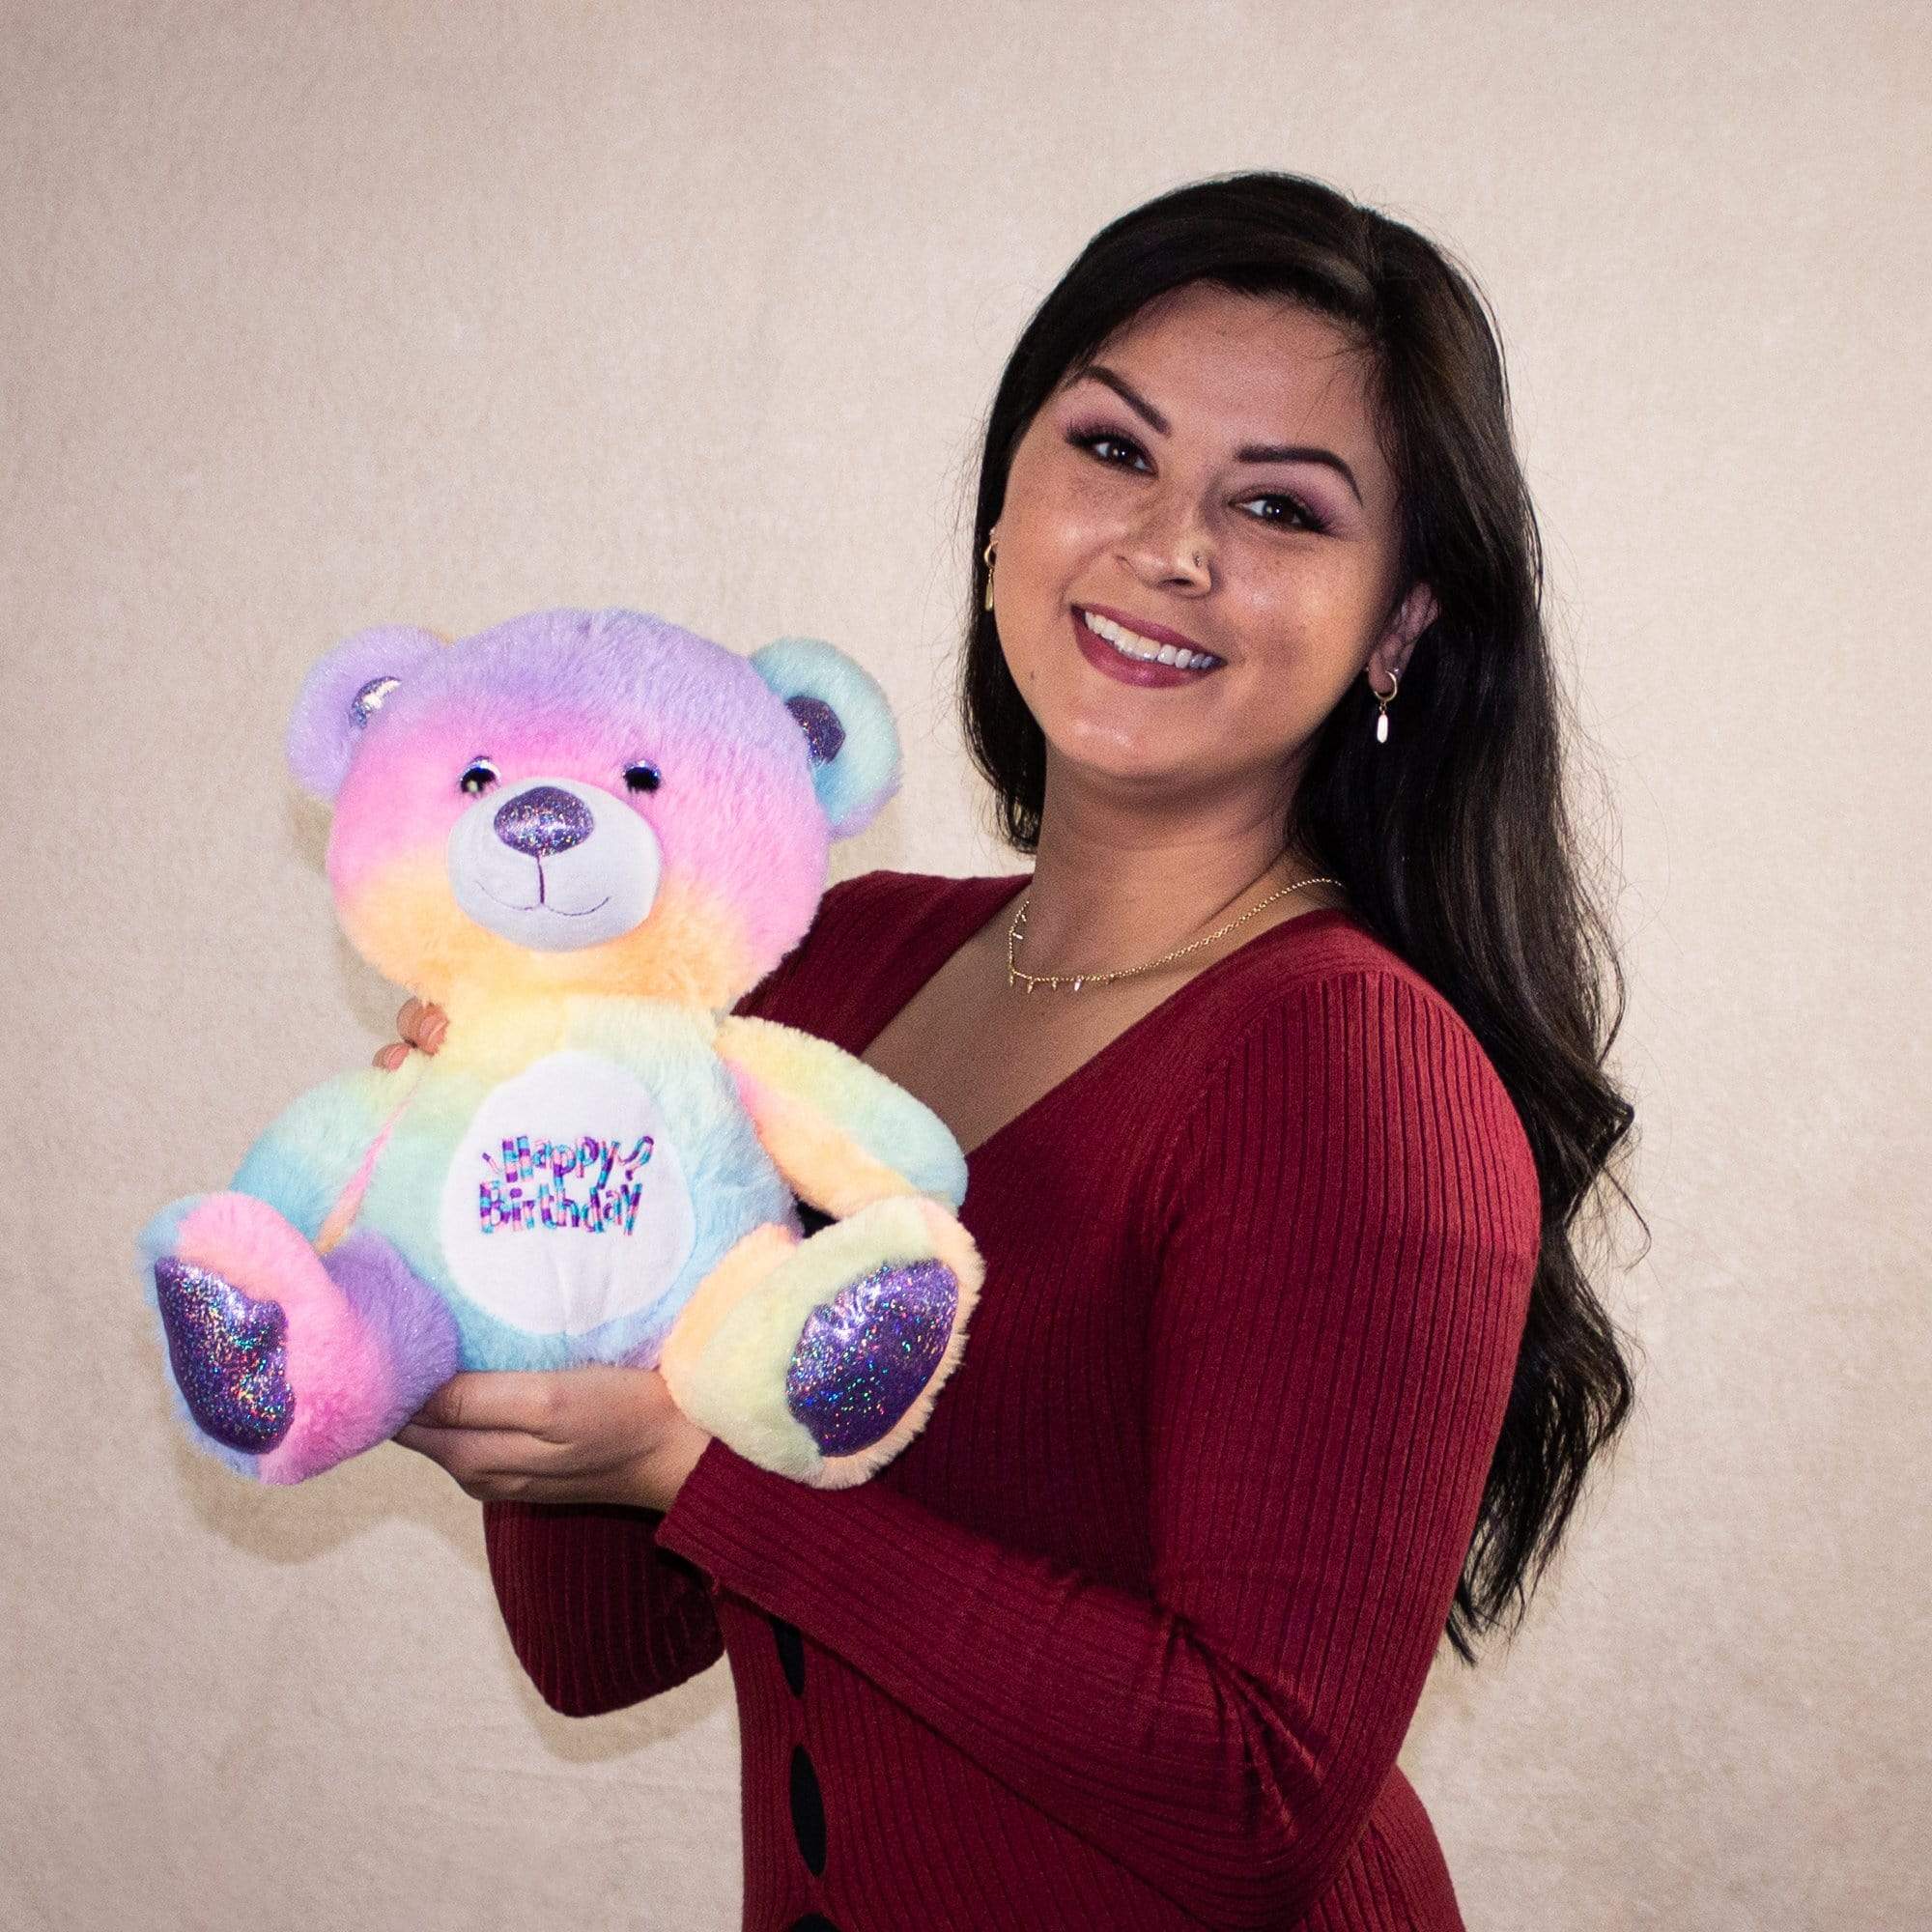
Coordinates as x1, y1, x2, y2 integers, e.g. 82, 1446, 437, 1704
374, 997, 448, 1071
395, 1366, 715, 1513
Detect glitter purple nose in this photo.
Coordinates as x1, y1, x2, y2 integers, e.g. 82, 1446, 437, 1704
494, 785, 593, 857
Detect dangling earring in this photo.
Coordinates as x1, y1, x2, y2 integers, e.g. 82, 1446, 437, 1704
982, 534, 997, 611
1372, 666, 1400, 744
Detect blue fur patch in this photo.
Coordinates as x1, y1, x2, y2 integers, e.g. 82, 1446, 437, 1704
749, 636, 901, 838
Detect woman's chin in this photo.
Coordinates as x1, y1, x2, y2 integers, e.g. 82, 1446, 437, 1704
1043, 736, 1230, 800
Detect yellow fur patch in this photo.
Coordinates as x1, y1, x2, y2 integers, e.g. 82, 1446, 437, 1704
657, 1222, 797, 1395
659, 1195, 984, 1487
729, 1062, 915, 1216
341, 859, 761, 1009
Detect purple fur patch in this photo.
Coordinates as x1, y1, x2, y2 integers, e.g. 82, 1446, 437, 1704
323, 1231, 462, 1431
286, 625, 444, 801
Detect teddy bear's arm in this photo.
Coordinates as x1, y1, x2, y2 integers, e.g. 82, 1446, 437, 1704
226, 1065, 423, 1246
713, 1013, 966, 1217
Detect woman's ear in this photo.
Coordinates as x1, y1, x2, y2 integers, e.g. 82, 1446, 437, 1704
749, 636, 902, 838
1375, 582, 1438, 683
285, 625, 445, 802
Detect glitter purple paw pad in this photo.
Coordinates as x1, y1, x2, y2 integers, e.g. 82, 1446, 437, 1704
154, 1257, 296, 1454
783, 1258, 959, 1457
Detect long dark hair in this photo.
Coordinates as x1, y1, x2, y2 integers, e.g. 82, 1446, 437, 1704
958, 170, 1643, 1663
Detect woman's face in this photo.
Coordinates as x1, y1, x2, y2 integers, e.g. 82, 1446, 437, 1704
990, 282, 1435, 810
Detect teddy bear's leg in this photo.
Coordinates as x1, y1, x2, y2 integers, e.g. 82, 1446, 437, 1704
141, 1193, 458, 1485
659, 1195, 982, 1490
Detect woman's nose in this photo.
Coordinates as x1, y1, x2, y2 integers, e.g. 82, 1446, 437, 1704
1122, 491, 1213, 587
1121, 506, 1206, 580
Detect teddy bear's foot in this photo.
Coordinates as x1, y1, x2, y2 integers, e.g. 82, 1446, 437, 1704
142, 1194, 458, 1484
659, 1196, 982, 1490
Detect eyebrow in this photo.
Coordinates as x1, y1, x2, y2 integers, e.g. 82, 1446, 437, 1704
1073, 363, 1364, 505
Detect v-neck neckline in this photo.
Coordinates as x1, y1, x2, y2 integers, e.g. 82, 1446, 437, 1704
852, 871, 1358, 1167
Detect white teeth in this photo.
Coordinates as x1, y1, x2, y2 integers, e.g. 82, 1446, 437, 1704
1080, 610, 1220, 671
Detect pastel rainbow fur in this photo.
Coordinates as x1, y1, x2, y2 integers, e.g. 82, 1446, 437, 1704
139, 608, 981, 1490
660, 1194, 983, 1489
138, 1191, 450, 1485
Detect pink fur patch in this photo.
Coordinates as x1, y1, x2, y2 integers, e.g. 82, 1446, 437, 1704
323, 614, 835, 994
177, 1195, 400, 1485
329, 711, 824, 971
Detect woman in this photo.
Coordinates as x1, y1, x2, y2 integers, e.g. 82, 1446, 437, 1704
395, 170, 1639, 1931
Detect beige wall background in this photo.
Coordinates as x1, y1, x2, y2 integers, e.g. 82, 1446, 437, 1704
4, 3, 1925, 1927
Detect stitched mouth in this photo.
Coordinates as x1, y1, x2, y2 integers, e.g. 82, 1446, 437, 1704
478, 881, 612, 919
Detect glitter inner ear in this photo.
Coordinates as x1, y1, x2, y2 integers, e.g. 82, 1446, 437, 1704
784, 1258, 957, 1456
351, 674, 401, 725
784, 695, 846, 766
154, 1258, 296, 1454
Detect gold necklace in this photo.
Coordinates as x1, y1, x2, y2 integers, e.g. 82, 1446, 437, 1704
1005, 873, 1346, 993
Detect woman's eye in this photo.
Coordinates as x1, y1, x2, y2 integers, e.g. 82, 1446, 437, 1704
1070, 421, 1327, 536
623, 762, 662, 794
459, 760, 499, 796
1238, 493, 1328, 535
1066, 424, 1150, 470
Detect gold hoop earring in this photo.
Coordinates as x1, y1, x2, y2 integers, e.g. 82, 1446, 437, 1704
1372, 666, 1400, 744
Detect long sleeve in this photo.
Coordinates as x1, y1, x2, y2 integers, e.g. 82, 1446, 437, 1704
482, 1500, 724, 1716
654, 971, 1542, 1927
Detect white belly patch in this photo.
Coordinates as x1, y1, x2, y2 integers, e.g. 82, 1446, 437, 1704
440, 1051, 698, 1336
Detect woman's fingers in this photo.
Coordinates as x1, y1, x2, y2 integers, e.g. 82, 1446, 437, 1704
397, 998, 447, 1054
410, 1370, 572, 1436
393, 1368, 685, 1507
390, 1367, 702, 1511
395, 1419, 571, 1474
373, 997, 449, 1068
409, 1369, 679, 1435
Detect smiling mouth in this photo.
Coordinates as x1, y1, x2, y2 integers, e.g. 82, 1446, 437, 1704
1075, 607, 1224, 670
479, 882, 612, 919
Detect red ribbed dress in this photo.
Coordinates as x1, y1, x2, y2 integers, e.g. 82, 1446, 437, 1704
483, 867, 1543, 1932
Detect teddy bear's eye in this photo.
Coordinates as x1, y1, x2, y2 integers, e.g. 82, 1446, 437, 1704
623, 762, 662, 794
460, 759, 499, 796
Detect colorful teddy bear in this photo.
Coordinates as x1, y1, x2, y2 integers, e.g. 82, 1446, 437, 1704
138, 608, 982, 1491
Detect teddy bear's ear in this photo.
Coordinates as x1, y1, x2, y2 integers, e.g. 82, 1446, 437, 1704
749, 636, 901, 838
285, 625, 446, 802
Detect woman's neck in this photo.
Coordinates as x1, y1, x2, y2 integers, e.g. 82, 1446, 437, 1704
1016, 784, 1328, 979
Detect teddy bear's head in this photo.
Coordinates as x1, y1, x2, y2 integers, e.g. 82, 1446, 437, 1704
285, 608, 898, 1009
